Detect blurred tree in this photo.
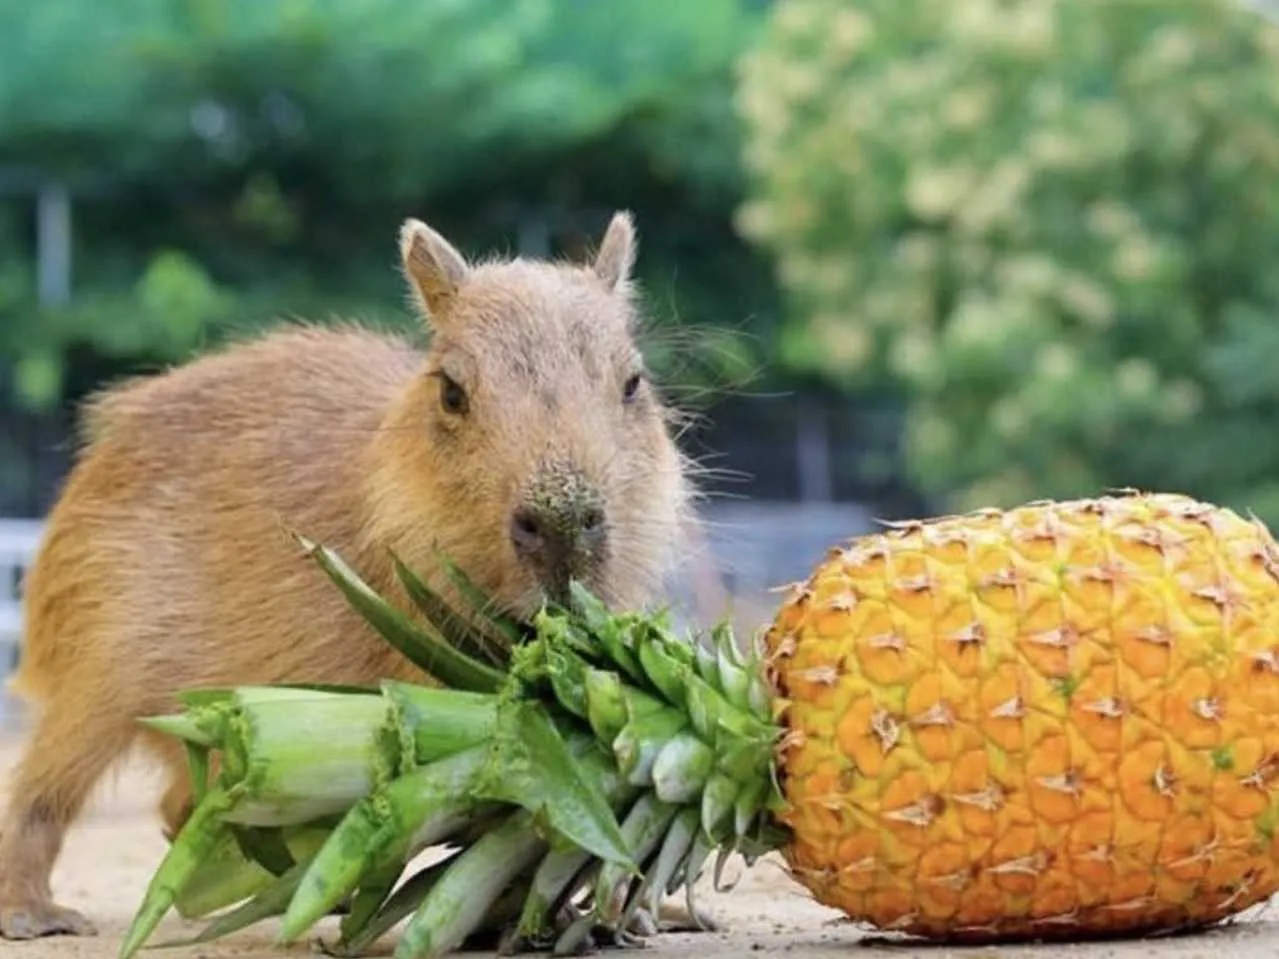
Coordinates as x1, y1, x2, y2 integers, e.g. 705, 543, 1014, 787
0, 0, 771, 415
736, 0, 1279, 523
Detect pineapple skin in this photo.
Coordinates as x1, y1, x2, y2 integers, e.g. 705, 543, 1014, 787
764, 492, 1279, 941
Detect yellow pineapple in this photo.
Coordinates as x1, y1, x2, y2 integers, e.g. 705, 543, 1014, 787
768, 491, 1279, 938
123, 491, 1279, 957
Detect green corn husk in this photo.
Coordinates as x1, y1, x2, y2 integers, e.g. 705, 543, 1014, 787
308, 715, 641, 956
122, 699, 638, 957
121, 533, 790, 959
143, 683, 499, 827
121, 681, 504, 955
278, 744, 493, 940
391, 808, 548, 959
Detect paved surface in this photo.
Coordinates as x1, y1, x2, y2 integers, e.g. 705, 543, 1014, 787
3, 735, 1279, 958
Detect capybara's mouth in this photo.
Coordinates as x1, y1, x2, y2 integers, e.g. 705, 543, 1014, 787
509, 546, 608, 614
513, 564, 611, 621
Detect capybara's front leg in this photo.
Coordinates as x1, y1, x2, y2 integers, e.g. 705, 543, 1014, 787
0, 692, 136, 939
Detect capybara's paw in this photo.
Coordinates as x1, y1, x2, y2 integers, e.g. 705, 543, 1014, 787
622, 905, 659, 937
0, 896, 97, 940
650, 900, 721, 934
615, 901, 721, 938
599, 889, 720, 939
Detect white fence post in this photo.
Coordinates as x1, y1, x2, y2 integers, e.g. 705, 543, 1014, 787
0, 518, 44, 724
36, 180, 73, 308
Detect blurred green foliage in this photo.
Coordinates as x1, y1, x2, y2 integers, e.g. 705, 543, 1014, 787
736, 0, 1279, 522
0, 0, 774, 417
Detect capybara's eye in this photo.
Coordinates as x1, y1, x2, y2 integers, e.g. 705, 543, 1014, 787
439, 373, 469, 415
622, 372, 643, 404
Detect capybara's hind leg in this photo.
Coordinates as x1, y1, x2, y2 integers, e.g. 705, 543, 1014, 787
0, 693, 137, 939
143, 733, 196, 843
158, 770, 194, 844
145, 730, 227, 844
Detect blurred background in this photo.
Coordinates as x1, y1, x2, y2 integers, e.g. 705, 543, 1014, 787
6, 0, 1279, 710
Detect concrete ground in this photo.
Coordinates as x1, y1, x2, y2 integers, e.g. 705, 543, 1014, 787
3, 735, 1279, 959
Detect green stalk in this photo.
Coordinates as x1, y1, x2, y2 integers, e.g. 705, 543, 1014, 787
123, 678, 513, 957
294, 532, 506, 692
393, 809, 548, 959
185, 742, 212, 806
390, 551, 510, 667
380, 681, 498, 759
434, 550, 530, 649
119, 786, 240, 959
334, 855, 460, 956
641, 807, 701, 920
153, 855, 314, 948
144, 714, 213, 745
174, 824, 330, 919
217, 687, 403, 827
172, 830, 264, 919
592, 794, 679, 926
145, 684, 500, 829
337, 858, 406, 946
280, 745, 491, 939
513, 849, 596, 944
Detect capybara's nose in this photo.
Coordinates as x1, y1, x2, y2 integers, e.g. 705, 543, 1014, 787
509, 487, 607, 595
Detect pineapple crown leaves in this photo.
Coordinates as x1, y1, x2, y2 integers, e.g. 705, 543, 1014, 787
291, 531, 511, 693
364, 562, 793, 912
141, 696, 275, 884
468, 697, 638, 869
118, 783, 244, 959
501, 589, 790, 868
122, 532, 792, 959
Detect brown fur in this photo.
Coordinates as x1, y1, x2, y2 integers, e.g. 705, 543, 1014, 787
0, 211, 696, 939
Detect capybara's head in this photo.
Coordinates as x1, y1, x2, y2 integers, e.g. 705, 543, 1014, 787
366, 211, 694, 616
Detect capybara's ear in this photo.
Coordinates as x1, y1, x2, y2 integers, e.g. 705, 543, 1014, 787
591, 210, 637, 292
399, 218, 470, 322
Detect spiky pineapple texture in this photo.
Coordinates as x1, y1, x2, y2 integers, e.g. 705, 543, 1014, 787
765, 491, 1279, 940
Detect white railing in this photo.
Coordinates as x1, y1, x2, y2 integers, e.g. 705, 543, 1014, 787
0, 518, 44, 673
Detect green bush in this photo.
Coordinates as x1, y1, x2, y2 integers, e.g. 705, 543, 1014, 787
736, 0, 1279, 521
0, 0, 767, 411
